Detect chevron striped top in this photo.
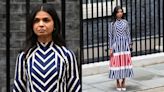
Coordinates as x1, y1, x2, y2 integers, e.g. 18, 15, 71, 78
13, 42, 81, 92
108, 19, 131, 52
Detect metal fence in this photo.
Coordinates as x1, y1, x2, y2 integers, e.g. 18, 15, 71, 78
80, 0, 164, 64
5, 0, 65, 91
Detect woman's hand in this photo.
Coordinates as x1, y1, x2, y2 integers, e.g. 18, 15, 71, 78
129, 44, 132, 48
129, 44, 133, 51
110, 49, 113, 56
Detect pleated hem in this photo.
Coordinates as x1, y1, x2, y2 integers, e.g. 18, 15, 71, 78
109, 68, 133, 79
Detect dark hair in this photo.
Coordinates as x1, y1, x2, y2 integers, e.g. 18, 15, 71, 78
24, 3, 65, 52
112, 6, 125, 22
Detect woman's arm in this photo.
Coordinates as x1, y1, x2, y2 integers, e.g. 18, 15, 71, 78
13, 52, 27, 92
108, 22, 113, 49
66, 50, 81, 92
126, 21, 132, 45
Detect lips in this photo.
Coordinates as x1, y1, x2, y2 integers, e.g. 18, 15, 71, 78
39, 29, 45, 32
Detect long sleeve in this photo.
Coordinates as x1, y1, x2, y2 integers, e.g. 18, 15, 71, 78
13, 52, 27, 92
66, 50, 81, 92
125, 21, 132, 45
108, 22, 113, 49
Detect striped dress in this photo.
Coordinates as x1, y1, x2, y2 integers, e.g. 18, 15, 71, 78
13, 41, 81, 92
108, 19, 133, 79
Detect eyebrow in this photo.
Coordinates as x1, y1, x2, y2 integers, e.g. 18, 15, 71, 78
34, 16, 50, 19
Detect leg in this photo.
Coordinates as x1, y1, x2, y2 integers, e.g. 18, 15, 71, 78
116, 79, 121, 91
122, 78, 125, 87
121, 78, 126, 91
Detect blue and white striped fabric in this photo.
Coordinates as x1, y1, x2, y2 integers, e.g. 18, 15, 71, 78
108, 19, 133, 79
108, 19, 131, 52
13, 42, 81, 92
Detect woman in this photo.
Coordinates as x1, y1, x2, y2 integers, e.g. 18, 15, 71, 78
108, 6, 133, 91
13, 3, 81, 92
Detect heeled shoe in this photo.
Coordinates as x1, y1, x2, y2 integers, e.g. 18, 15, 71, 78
116, 80, 122, 91
122, 88, 126, 91
121, 79, 126, 91
121, 83, 126, 91
116, 88, 122, 91
116, 83, 121, 91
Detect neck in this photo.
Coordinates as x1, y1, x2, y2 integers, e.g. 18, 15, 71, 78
37, 36, 52, 44
116, 18, 122, 20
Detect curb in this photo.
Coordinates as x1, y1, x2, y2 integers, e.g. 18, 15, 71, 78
82, 52, 164, 76
136, 86, 164, 92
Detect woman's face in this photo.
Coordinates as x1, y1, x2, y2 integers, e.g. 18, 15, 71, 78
33, 11, 54, 39
116, 9, 123, 19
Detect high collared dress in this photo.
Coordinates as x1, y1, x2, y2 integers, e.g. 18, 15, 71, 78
108, 19, 133, 79
13, 42, 81, 92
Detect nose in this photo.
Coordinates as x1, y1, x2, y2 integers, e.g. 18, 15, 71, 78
38, 20, 44, 27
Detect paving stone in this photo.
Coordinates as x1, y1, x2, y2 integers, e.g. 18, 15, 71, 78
83, 63, 164, 91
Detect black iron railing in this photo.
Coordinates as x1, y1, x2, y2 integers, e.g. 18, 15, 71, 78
80, 0, 163, 64
6, 0, 10, 92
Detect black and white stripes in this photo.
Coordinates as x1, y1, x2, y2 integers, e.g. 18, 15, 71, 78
13, 42, 81, 92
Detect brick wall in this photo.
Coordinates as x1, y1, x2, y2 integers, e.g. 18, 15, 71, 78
0, 0, 80, 91
65, 0, 80, 61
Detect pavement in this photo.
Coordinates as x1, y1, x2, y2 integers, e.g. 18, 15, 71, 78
82, 53, 164, 92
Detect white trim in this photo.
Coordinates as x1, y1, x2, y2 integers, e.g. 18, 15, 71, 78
113, 51, 131, 56
109, 65, 133, 70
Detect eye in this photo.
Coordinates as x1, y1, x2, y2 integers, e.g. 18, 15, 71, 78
33, 18, 40, 23
43, 18, 50, 23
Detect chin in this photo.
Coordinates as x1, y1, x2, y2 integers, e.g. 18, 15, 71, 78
36, 34, 47, 37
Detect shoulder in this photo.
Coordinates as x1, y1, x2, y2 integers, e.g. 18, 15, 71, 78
53, 44, 75, 58
61, 46, 75, 57
122, 19, 128, 24
17, 51, 25, 59
54, 45, 77, 64
108, 22, 114, 28
15, 51, 25, 64
53, 44, 69, 53
110, 21, 114, 25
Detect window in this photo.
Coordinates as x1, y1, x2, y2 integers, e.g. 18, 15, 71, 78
83, 0, 112, 4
